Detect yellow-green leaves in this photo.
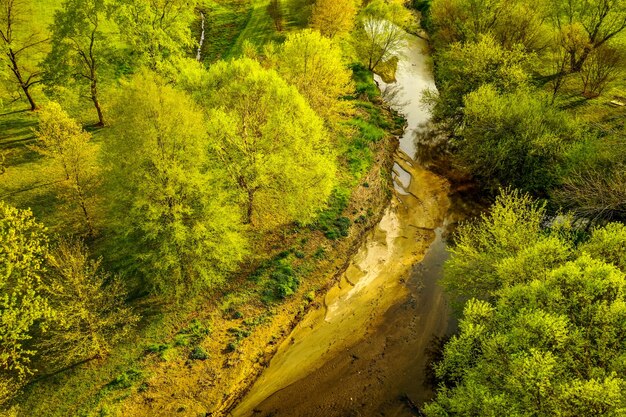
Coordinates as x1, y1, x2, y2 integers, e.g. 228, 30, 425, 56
0, 202, 51, 394
202, 58, 337, 229
34, 102, 99, 236
104, 72, 247, 294
40, 239, 139, 368
310, 0, 359, 39
276, 30, 354, 126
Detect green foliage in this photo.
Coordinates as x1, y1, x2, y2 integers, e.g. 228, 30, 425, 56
310, 0, 358, 38
313, 187, 352, 239
443, 189, 550, 301
457, 85, 576, 193
350, 63, 380, 100
103, 71, 247, 295
45, 0, 111, 125
430, 35, 534, 120
40, 239, 139, 369
427, 193, 626, 417
275, 29, 354, 125
174, 319, 211, 347
580, 223, 626, 273
0, 202, 51, 402
189, 346, 209, 360
112, 0, 197, 72
33, 102, 99, 235
200, 58, 336, 229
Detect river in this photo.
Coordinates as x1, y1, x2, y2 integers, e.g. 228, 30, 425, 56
228, 32, 462, 417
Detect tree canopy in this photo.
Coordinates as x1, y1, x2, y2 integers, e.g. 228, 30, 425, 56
200, 58, 337, 229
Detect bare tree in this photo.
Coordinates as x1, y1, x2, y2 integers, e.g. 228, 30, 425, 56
0, 0, 47, 110
579, 44, 624, 98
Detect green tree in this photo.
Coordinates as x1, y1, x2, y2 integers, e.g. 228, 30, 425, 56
426, 193, 626, 417
199, 58, 336, 228
45, 0, 111, 126
547, 0, 626, 72
429, 0, 549, 51
33, 102, 99, 236
39, 239, 139, 368
428, 35, 534, 121
457, 85, 574, 193
275, 29, 354, 125
103, 71, 247, 294
0, 0, 47, 110
354, 0, 411, 71
0, 202, 51, 402
310, 0, 359, 38
112, 0, 197, 73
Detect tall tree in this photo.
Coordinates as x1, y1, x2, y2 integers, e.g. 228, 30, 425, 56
45, 0, 110, 126
200, 58, 337, 229
103, 71, 247, 294
0, 0, 47, 110
33, 102, 99, 236
275, 29, 353, 125
39, 239, 139, 368
426, 193, 626, 417
112, 0, 197, 72
0, 202, 51, 403
310, 0, 359, 38
548, 0, 626, 72
354, 0, 411, 71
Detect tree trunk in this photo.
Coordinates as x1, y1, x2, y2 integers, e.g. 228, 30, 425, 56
8, 49, 38, 110
23, 85, 37, 111
90, 78, 104, 127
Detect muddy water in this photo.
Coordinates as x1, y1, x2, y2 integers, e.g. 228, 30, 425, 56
229, 33, 457, 417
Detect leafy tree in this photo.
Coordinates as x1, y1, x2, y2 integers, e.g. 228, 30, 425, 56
457, 85, 575, 193
442, 190, 554, 302
39, 239, 139, 368
103, 71, 247, 294
0, 0, 47, 110
200, 58, 336, 228
310, 0, 359, 38
547, 0, 626, 72
0, 202, 51, 401
275, 29, 353, 125
427, 192, 626, 417
428, 35, 534, 121
112, 0, 197, 73
580, 222, 626, 272
33, 102, 99, 236
354, 0, 411, 71
45, 0, 111, 126
429, 0, 549, 51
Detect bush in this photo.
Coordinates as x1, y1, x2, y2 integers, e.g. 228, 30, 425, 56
189, 346, 209, 361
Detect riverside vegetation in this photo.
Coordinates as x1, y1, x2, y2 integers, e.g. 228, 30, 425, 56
0, 0, 411, 415
1, 0, 626, 416
416, 0, 626, 415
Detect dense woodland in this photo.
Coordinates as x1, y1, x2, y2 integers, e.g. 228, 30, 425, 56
0, 0, 625, 415
419, 0, 626, 415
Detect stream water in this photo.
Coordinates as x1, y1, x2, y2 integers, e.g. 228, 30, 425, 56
229, 33, 461, 417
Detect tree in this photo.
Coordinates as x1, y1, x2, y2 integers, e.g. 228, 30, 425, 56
267, 0, 284, 32
354, 0, 409, 72
579, 43, 624, 98
45, 0, 110, 126
112, 0, 197, 73
429, 0, 549, 51
456, 85, 575, 193
310, 0, 359, 38
39, 239, 139, 368
426, 193, 626, 417
0, 0, 47, 110
547, 0, 626, 72
428, 35, 534, 121
200, 58, 336, 228
33, 102, 99, 236
275, 30, 353, 125
103, 71, 247, 294
0, 202, 51, 402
